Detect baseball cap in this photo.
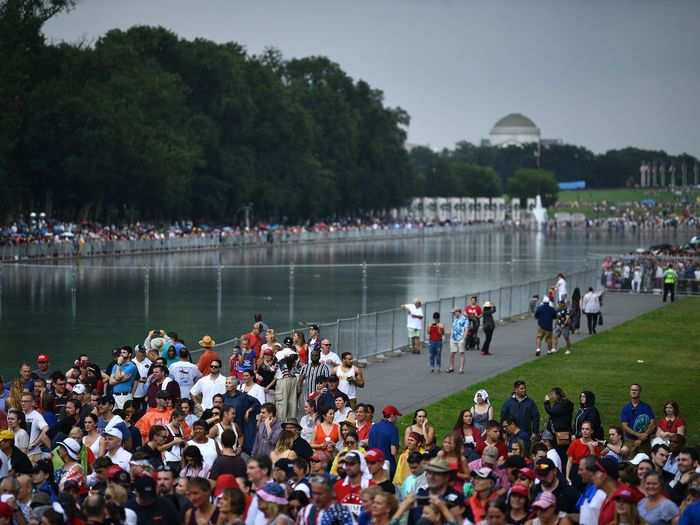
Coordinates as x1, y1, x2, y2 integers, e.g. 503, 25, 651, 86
274, 459, 295, 478
471, 467, 496, 481
629, 452, 650, 466
611, 485, 644, 504
365, 449, 386, 463
481, 445, 499, 465
532, 491, 556, 511
535, 458, 556, 476
103, 427, 123, 440
213, 474, 240, 497
341, 451, 362, 464
134, 475, 156, 500
442, 492, 464, 507
518, 467, 536, 481
36, 354, 49, 363
503, 455, 526, 469
310, 451, 329, 463
71, 383, 87, 395
510, 483, 530, 498
382, 405, 402, 417
592, 457, 619, 480
650, 437, 670, 449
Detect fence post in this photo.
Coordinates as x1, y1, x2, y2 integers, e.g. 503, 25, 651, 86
335, 320, 340, 350
354, 314, 360, 357
375, 312, 379, 355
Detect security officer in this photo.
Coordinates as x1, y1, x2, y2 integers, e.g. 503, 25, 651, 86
662, 264, 678, 303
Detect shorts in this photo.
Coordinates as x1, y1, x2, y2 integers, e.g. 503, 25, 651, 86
555, 326, 570, 339
408, 328, 421, 339
536, 327, 553, 345
450, 339, 465, 353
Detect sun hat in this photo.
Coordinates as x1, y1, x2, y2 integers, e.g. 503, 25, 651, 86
532, 491, 556, 511
473, 389, 489, 403
57, 438, 81, 461
424, 458, 452, 473
198, 335, 216, 348
257, 482, 288, 505
283, 418, 302, 430
471, 467, 496, 481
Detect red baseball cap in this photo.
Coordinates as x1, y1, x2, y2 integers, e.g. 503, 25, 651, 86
382, 405, 402, 417
37, 354, 49, 363
611, 485, 644, 504
510, 483, 530, 498
213, 474, 240, 497
518, 467, 536, 481
365, 449, 386, 463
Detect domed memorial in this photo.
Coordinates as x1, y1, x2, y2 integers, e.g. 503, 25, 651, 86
488, 113, 541, 147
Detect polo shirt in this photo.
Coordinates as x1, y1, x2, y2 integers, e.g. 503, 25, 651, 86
113, 362, 137, 394
189, 374, 226, 409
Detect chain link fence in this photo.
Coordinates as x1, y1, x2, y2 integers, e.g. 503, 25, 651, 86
192, 267, 600, 372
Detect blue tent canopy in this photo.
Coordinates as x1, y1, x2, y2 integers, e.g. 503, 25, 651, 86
558, 181, 586, 190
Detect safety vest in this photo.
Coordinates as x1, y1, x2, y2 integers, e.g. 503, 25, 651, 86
663, 268, 678, 284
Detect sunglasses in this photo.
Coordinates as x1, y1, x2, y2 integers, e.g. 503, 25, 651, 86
210, 365, 221, 369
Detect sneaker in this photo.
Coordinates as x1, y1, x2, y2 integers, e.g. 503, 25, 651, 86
446, 369, 454, 374
548, 348, 558, 354
565, 350, 571, 355
430, 369, 434, 373
459, 370, 464, 374
536, 349, 541, 357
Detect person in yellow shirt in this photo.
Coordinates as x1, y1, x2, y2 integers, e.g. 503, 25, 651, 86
393, 431, 426, 486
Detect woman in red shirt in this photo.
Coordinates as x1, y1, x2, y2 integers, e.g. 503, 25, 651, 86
566, 420, 601, 490
656, 400, 685, 439
428, 312, 445, 373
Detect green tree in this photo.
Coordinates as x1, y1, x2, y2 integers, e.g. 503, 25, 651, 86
507, 168, 558, 206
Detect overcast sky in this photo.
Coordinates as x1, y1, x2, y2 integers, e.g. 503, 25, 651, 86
44, 0, 700, 156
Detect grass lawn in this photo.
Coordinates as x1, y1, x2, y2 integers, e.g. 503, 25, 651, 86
398, 297, 700, 446
558, 188, 698, 204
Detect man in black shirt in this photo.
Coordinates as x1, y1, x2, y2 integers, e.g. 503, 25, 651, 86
127, 475, 180, 524
156, 465, 191, 517
532, 458, 579, 514
209, 429, 246, 481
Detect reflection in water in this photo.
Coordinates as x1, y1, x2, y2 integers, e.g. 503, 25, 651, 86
0, 228, 685, 373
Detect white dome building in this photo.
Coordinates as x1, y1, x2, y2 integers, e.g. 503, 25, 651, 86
488, 113, 540, 147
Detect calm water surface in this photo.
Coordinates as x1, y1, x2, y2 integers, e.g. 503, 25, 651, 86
0, 228, 685, 373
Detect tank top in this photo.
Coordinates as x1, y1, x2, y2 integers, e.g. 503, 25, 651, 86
188, 507, 220, 525
189, 438, 219, 467
164, 424, 184, 462
336, 366, 357, 399
471, 406, 490, 433
428, 323, 443, 342
214, 422, 239, 449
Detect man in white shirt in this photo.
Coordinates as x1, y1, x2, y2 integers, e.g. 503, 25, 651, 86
578, 456, 607, 525
131, 345, 152, 411
555, 273, 568, 303
318, 339, 341, 367
168, 349, 202, 399
401, 298, 424, 353
189, 359, 226, 410
103, 427, 132, 471
238, 370, 265, 405
21, 393, 49, 463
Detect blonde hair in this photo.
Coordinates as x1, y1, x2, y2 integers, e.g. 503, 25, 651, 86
374, 492, 398, 516
105, 483, 128, 505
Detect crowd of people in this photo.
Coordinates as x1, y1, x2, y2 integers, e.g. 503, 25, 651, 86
0, 311, 696, 525
600, 256, 700, 296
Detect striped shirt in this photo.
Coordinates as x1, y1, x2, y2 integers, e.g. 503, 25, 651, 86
300, 362, 331, 398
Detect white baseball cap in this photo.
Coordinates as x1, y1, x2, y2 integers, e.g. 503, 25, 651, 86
103, 427, 123, 440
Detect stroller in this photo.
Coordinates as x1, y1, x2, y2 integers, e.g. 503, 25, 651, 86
465, 316, 481, 351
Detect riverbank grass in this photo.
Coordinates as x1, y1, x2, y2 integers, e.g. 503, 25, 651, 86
400, 297, 700, 445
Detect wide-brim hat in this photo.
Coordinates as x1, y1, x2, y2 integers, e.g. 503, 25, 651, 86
424, 458, 452, 473
57, 438, 81, 461
283, 418, 302, 430
198, 335, 216, 348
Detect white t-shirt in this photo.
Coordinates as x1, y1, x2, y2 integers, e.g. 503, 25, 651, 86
319, 351, 341, 367
107, 447, 132, 471
14, 429, 30, 453
238, 383, 266, 406
169, 361, 203, 399
24, 410, 48, 455
405, 304, 424, 330
546, 448, 562, 472
556, 278, 568, 301
579, 488, 606, 525
131, 357, 152, 398
633, 269, 642, 281
189, 374, 226, 409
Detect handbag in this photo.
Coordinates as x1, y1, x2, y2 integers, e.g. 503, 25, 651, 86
555, 431, 571, 446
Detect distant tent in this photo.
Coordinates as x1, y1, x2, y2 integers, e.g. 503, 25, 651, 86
558, 181, 586, 190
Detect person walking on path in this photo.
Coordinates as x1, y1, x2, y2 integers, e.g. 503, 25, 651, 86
481, 301, 496, 356
663, 264, 678, 303
535, 297, 556, 357
555, 273, 568, 303
553, 300, 572, 355
581, 287, 604, 335
401, 299, 424, 354
428, 312, 445, 373
448, 308, 467, 373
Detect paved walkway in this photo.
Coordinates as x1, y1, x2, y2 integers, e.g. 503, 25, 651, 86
360, 293, 664, 414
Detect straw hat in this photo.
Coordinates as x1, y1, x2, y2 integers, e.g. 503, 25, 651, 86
198, 335, 216, 348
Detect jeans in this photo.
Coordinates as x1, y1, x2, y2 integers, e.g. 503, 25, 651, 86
429, 342, 442, 369
585, 312, 598, 334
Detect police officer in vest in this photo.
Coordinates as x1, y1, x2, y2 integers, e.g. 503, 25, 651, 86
662, 264, 678, 303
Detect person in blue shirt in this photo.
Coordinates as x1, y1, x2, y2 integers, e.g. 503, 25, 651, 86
109, 347, 138, 410
620, 383, 656, 446
534, 296, 557, 356
679, 483, 700, 525
368, 405, 401, 478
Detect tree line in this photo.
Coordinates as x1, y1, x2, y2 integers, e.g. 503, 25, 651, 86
1, 1, 696, 224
